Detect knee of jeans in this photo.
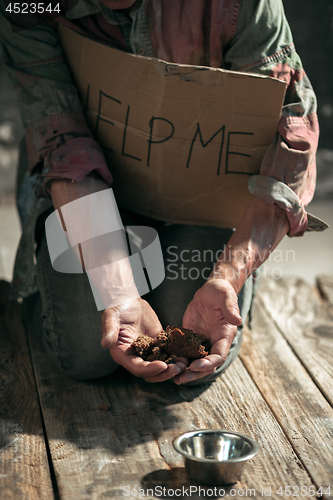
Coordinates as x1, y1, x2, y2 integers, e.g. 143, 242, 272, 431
40, 319, 119, 381
45, 334, 118, 380
64, 358, 119, 381
61, 348, 119, 380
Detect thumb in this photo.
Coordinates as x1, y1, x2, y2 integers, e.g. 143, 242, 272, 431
223, 286, 242, 326
101, 309, 120, 348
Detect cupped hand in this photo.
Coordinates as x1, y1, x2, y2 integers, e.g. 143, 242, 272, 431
174, 278, 243, 385
101, 298, 187, 383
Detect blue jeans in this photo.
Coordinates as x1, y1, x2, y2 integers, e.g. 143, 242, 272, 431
31, 208, 255, 383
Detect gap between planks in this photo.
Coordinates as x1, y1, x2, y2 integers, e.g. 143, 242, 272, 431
256, 276, 333, 408
239, 288, 333, 499
27, 319, 319, 499
0, 281, 54, 500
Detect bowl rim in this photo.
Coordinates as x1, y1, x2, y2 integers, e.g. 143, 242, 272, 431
173, 429, 259, 464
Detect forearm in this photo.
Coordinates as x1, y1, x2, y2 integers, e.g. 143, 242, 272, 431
51, 172, 108, 209
51, 176, 139, 309
224, 0, 319, 237
213, 197, 289, 293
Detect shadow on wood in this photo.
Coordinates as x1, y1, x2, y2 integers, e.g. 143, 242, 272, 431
0, 280, 53, 499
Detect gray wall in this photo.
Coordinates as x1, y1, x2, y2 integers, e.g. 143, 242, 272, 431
283, 0, 333, 149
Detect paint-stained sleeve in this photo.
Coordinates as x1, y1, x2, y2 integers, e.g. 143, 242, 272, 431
223, 0, 319, 236
0, 6, 112, 192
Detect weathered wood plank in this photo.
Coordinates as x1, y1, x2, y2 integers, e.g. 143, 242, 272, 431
27, 318, 317, 500
317, 274, 333, 313
25, 326, 177, 500
152, 359, 319, 498
257, 276, 333, 406
240, 297, 333, 499
0, 281, 54, 500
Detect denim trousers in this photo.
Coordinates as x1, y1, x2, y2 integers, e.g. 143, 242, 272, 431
32, 208, 254, 383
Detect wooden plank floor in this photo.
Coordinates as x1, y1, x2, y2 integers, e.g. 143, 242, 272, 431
1, 276, 333, 499
0, 281, 53, 499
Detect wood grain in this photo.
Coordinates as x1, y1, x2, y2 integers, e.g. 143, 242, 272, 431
256, 276, 333, 406
27, 317, 318, 499
0, 281, 53, 500
317, 274, 333, 313
240, 296, 333, 499
152, 358, 318, 498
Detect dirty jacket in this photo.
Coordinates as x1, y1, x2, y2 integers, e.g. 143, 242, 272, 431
0, 0, 319, 297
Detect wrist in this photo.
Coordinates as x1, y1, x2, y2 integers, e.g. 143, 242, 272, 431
211, 242, 256, 293
87, 258, 139, 310
51, 173, 109, 211
209, 263, 248, 294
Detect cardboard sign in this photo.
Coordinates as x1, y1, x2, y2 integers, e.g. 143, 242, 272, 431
59, 26, 287, 228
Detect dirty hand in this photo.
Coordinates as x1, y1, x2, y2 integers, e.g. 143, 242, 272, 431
101, 298, 187, 383
174, 278, 242, 385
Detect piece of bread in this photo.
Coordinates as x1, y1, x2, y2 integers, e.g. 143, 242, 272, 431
132, 325, 209, 363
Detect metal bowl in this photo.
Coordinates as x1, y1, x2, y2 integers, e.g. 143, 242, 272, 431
173, 429, 259, 485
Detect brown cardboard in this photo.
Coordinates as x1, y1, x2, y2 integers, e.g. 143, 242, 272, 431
59, 26, 287, 228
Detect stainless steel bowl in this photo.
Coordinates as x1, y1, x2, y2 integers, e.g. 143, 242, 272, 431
173, 429, 259, 485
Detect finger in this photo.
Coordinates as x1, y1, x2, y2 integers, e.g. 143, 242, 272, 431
186, 335, 234, 372
173, 361, 188, 372
188, 353, 224, 372
173, 367, 215, 385
173, 356, 190, 367
144, 363, 186, 383
110, 345, 170, 378
143, 359, 188, 382
223, 287, 242, 325
101, 309, 120, 348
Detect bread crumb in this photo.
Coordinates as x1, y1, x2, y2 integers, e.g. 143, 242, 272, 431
132, 326, 209, 362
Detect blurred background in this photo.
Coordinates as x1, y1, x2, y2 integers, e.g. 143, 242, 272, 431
0, 0, 332, 284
